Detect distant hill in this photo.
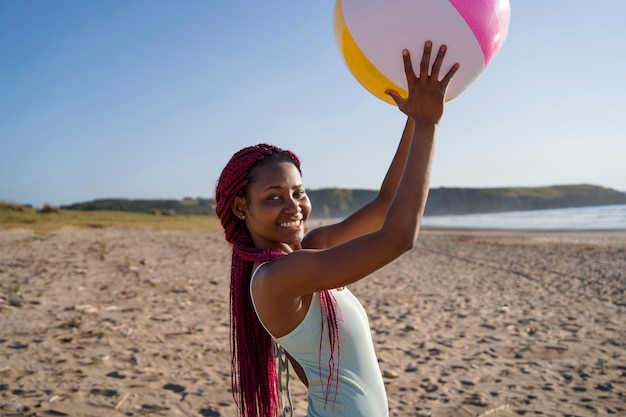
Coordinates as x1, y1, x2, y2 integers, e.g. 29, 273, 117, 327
424, 184, 626, 215
60, 184, 626, 219
62, 197, 215, 216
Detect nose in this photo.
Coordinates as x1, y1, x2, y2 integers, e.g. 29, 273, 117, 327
283, 196, 301, 214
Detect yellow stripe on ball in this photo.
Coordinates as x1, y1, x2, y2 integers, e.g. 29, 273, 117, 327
334, 0, 406, 105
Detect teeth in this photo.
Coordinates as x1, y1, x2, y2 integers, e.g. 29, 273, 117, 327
280, 220, 301, 228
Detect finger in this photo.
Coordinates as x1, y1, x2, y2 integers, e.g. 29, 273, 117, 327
430, 44, 447, 79
385, 89, 406, 107
420, 41, 432, 79
440, 63, 460, 90
401, 49, 415, 80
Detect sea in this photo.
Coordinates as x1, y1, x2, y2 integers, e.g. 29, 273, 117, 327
421, 204, 626, 231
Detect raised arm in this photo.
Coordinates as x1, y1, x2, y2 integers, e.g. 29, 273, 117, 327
303, 117, 415, 249
266, 41, 459, 294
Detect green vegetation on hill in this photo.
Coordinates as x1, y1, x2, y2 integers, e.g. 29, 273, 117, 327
425, 184, 626, 215
62, 197, 215, 216
0, 201, 220, 234
306, 189, 376, 219
309, 184, 626, 218
14, 184, 626, 221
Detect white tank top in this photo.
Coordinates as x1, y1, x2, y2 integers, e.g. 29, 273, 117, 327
250, 263, 389, 417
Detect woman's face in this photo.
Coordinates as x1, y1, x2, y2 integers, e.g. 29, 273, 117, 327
235, 160, 311, 252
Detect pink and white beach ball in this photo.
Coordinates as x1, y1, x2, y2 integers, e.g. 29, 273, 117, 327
334, 0, 511, 103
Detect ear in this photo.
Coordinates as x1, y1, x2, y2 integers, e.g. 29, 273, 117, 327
231, 195, 247, 220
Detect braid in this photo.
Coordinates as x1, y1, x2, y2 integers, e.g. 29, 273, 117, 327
319, 291, 344, 410
215, 144, 342, 417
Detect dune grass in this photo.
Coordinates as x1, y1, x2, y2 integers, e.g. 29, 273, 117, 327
0, 201, 221, 234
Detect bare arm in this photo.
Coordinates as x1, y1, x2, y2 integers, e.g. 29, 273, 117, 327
259, 42, 459, 296
303, 117, 415, 249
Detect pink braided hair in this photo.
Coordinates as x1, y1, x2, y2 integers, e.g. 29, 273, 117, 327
215, 144, 342, 417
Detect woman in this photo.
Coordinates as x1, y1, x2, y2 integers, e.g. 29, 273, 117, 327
215, 41, 458, 417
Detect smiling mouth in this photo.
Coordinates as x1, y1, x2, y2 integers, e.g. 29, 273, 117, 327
279, 219, 303, 228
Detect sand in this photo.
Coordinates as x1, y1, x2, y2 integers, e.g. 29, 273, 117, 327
1, 226, 624, 417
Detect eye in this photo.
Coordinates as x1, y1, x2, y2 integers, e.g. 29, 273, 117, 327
294, 189, 306, 199
267, 194, 282, 202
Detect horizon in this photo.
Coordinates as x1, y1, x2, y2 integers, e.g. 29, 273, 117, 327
8, 182, 623, 209
2, 2, 626, 207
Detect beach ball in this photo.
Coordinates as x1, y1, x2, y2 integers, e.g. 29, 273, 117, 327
334, 0, 511, 104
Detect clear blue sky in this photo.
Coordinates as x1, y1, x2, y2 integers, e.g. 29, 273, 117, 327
2, 1, 625, 207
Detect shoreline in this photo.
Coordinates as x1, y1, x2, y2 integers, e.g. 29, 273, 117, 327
1, 227, 624, 416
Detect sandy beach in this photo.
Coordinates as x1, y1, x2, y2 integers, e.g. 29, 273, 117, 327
1, 226, 624, 417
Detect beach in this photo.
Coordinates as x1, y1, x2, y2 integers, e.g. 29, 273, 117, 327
1, 226, 624, 417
